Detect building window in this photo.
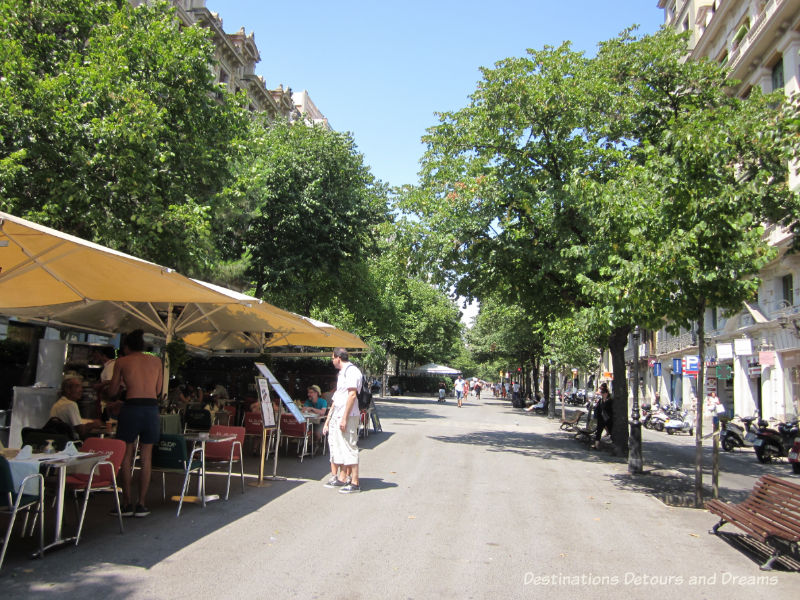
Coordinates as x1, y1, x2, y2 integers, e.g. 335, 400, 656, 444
771, 58, 784, 92
219, 70, 229, 85
732, 22, 749, 48
783, 274, 794, 307
711, 307, 718, 330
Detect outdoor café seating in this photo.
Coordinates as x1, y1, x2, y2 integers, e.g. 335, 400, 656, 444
0, 455, 45, 571
151, 434, 203, 517
183, 408, 212, 434
65, 437, 126, 545
202, 425, 245, 500
243, 411, 272, 455
280, 413, 311, 462
20, 429, 70, 452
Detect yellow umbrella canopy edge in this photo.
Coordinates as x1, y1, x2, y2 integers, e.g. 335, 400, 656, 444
0, 211, 230, 307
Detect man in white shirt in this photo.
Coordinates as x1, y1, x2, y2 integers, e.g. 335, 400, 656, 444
454, 375, 466, 408
322, 348, 362, 494
50, 373, 103, 438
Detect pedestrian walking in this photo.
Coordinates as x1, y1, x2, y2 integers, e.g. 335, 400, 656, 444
454, 375, 465, 407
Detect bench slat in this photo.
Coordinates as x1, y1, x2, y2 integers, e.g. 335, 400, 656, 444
707, 500, 784, 541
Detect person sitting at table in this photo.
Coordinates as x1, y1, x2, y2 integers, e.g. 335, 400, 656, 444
212, 382, 229, 402
321, 381, 335, 403
304, 385, 328, 415
304, 385, 327, 445
50, 372, 105, 439
167, 380, 190, 412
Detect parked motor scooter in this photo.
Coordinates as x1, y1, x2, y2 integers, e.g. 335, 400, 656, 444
753, 418, 800, 464
664, 410, 694, 435
649, 405, 671, 432
720, 415, 758, 451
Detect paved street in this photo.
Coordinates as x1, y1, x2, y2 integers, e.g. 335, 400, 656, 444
2, 393, 798, 599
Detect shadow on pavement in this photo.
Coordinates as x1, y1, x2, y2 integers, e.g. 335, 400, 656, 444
359, 477, 399, 492
428, 427, 622, 465
712, 531, 800, 572
374, 398, 447, 421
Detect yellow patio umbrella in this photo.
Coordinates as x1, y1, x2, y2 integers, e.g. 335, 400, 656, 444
184, 316, 367, 352
0, 211, 323, 387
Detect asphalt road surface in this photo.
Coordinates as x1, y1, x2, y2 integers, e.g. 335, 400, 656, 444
3, 393, 798, 599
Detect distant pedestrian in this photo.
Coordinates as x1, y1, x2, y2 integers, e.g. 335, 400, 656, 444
706, 391, 725, 432
592, 383, 613, 450
454, 375, 465, 407
438, 380, 446, 403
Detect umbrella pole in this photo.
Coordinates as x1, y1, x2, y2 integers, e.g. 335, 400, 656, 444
271, 401, 283, 478
162, 304, 173, 398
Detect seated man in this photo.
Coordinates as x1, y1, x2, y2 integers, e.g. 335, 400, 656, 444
304, 385, 328, 442
50, 373, 104, 439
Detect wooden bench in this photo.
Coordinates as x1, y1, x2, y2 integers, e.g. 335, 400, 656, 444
706, 474, 800, 570
560, 411, 584, 431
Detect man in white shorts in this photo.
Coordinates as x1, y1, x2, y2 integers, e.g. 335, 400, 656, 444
323, 347, 362, 494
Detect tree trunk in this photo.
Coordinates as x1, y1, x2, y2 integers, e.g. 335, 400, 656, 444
608, 325, 631, 456
543, 363, 550, 412
694, 302, 707, 507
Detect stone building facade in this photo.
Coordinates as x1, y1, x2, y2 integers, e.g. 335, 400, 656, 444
641, 0, 800, 421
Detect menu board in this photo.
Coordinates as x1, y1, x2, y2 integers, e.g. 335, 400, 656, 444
254, 362, 305, 423
255, 377, 276, 428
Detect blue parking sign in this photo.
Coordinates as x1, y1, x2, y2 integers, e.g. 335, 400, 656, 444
682, 355, 700, 375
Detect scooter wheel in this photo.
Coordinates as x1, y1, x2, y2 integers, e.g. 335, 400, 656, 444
655, 422, 664, 432
667, 429, 674, 435
755, 445, 772, 464
722, 437, 735, 452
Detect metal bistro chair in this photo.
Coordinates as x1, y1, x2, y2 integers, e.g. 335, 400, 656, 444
183, 408, 212, 434
65, 437, 126, 545
151, 434, 203, 517
20, 429, 70, 452
243, 411, 274, 456
203, 426, 245, 500
280, 414, 311, 462
0, 456, 45, 571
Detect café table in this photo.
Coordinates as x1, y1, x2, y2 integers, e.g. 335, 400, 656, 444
299, 411, 323, 458
9, 448, 110, 555
176, 433, 236, 508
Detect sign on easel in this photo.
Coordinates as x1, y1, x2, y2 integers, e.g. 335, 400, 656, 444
254, 362, 306, 422
256, 377, 276, 427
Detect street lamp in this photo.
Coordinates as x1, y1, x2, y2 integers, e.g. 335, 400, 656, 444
629, 326, 643, 473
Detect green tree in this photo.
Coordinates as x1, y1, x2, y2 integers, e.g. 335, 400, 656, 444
0, 0, 248, 273
406, 41, 624, 421
591, 29, 797, 493
221, 117, 387, 314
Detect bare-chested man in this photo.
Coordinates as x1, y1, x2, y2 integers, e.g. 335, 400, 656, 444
108, 329, 163, 517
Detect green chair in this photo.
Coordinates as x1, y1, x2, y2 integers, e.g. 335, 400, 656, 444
0, 456, 44, 570
151, 435, 203, 517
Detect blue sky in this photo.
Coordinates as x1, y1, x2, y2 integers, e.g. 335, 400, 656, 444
206, 1, 665, 190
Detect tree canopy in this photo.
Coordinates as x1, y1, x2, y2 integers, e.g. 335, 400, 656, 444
0, 0, 248, 274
